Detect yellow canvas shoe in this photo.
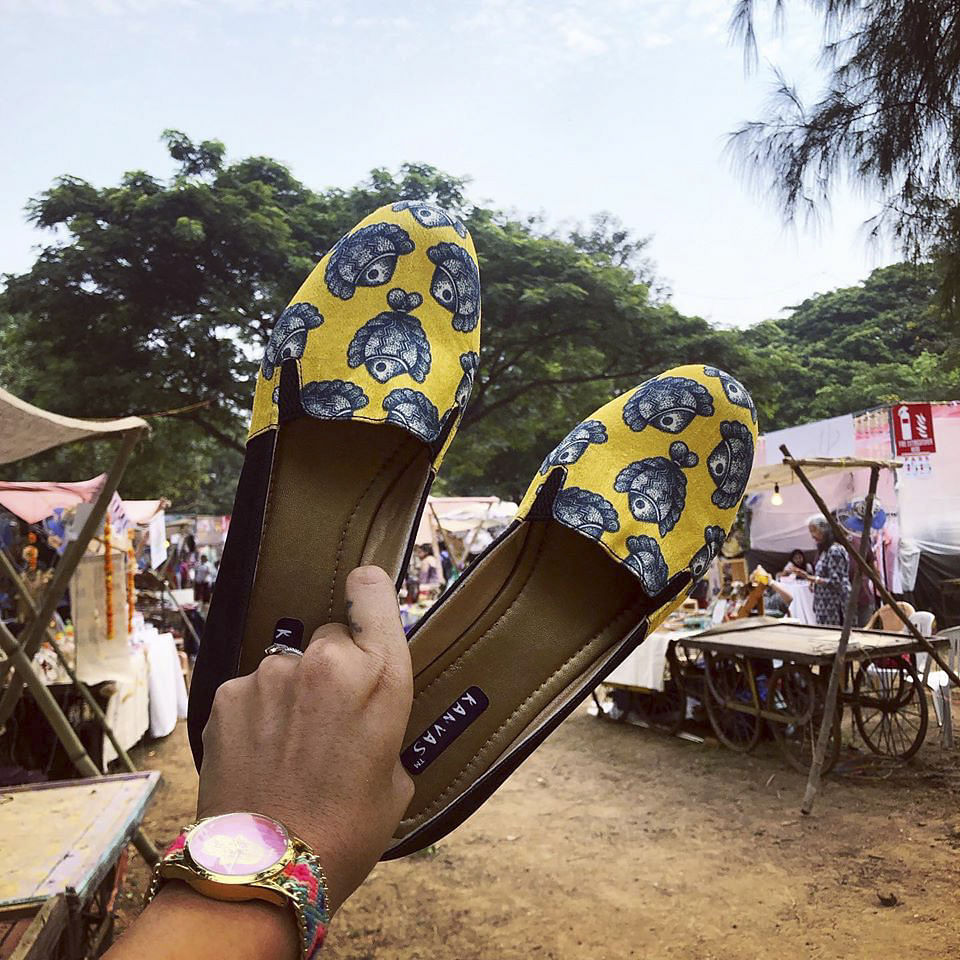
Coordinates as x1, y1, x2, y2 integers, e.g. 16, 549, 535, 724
386, 364, 757, 857
189, 200, 481, 766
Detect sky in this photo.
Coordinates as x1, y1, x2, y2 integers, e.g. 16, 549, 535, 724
0, 0, 896, 328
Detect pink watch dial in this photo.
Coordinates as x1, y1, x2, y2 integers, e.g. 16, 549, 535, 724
188, 812, 289, 877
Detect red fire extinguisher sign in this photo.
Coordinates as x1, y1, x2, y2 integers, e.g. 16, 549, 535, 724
892, 403, 936, 456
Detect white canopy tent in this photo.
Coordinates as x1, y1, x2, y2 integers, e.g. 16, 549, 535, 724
0, 387, 146, 466
414, 496, 518, 570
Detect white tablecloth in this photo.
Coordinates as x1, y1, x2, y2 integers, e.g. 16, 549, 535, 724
782, 576, 816, 625
604, 626, 704, 692
144, 631, 188, 738
102, 648, 149, 765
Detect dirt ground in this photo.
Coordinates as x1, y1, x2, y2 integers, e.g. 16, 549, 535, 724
118, 707, 960, 959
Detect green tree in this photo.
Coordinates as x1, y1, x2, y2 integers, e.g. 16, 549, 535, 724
743, 261, 959, 429
1, 132, 757, 506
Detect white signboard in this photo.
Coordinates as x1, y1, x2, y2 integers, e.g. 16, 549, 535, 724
148, 510, 167, 569
762, 413, 856, 466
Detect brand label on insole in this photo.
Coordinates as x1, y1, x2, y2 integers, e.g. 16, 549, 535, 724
272, 617, 304, 649
401, 687, 489, 775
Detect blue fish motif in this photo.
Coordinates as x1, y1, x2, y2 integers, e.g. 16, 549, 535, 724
324, 222, 415, 300
707, 421, 754, 510
300, 379, 369, 419
261, 303, 324, 380
622, 376, 715, 434
552, 487, 620, 540
383, 388, 442, 442
614, 441, 699, 536
704, 366, 756, 423
427, 243, 481, 332
392, 200, 468, 238
624, 535, 670, 596
456, 351, 480, 410
690, 525, 726, 580
539, 420, 608, 476
347, 288, 431, 383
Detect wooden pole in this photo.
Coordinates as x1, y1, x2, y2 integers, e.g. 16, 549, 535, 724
801, 465, 878, 815
780, 444, 960, 686
163, 584, 203, 651
0, 620, 158, 865
430, 502, 465, 570
0, 428, 144, 722
0, 549, 141, 776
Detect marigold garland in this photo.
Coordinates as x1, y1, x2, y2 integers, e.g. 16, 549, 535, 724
23, 535, 38, 573
127, 531, 137, 636
103, 515, 114, 641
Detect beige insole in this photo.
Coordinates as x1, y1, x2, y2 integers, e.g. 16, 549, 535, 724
398, 521, 653, 834
238, 417, 431, 677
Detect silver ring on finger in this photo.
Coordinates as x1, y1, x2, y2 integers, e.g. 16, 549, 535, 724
263, 643, 304, 658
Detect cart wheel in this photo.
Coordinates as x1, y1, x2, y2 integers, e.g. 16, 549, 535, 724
703, 652, 762, 753
632, 647, 686, 735
766, 665, 841, 775
852, 656, 929, 760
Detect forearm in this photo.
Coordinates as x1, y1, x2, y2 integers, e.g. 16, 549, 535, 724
105, 883, 299, 960
768, 582, 793, 604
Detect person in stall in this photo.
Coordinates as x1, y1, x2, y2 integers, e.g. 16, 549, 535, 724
415, 544, 443, 601
792, 515, 851, 625
783, 548, 813, 577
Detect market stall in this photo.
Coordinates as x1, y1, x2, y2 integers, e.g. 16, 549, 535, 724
401, 495, 517, 625
0, 385, 158, 870
747, 403, 960, 624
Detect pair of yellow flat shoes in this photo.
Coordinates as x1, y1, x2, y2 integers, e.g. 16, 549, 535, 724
188, 202, 758, 858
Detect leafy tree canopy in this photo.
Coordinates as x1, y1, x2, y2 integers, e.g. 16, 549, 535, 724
0, 132, 750, 505
2, 132, 956, 510
743, 261, 960, 429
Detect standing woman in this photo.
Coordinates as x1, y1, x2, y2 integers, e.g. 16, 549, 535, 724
799, 515, 851, 625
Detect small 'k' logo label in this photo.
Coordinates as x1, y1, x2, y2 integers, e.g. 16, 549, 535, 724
401, 687, 489, 774
273, 617, 304, 649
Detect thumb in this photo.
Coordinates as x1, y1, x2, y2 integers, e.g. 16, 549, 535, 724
344, 566, 409, 665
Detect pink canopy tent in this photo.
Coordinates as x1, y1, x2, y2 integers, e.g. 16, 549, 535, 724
0, 475, 107, 525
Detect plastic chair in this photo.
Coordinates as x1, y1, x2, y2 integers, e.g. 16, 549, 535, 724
911, 611, 937, 683
911, 613, 957, 745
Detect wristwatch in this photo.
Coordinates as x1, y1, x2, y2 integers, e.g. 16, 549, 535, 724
145, 812, 329, 959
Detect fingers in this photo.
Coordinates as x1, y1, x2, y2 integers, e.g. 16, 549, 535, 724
305, 621, 352, 650
343, 566, 407, 661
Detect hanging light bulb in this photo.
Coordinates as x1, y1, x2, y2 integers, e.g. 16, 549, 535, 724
770, 482, 783, 507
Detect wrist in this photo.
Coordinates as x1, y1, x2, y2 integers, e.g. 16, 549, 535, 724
147, 814, 330, 958
107, 883, 299, 960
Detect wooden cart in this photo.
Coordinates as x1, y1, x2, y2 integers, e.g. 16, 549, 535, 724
672, 620, 943, 773
0, 772, 160, 959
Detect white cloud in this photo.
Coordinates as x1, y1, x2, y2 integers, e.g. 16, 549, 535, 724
556, 22, 608, 56
640, 30, 672, 49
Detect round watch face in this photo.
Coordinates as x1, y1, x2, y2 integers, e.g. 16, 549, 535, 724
187, 813, 289, 878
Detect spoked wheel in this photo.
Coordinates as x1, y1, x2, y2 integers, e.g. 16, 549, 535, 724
853, 656, 929, 760
766, 665, 841, 774
703, 652, 762, 753
631, 645, 686, 735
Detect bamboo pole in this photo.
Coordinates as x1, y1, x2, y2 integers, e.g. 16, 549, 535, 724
430, 502, 465, 570
801, 465, 878, 814
0, 549, 141, 775
780, 444, 960, 686
0, 428, 144, 722
162, 584, 202, 652
0, 620, 158, 865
